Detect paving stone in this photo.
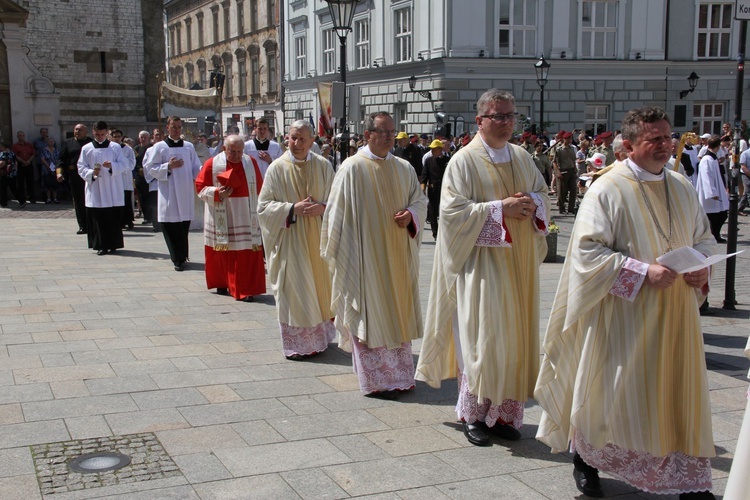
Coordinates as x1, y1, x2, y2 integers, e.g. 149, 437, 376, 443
270, 409, 390, 441
196, 385, 243, 403
131, 388, 209, 411
323, 454, 468, 497
109, 359, 177, 377
436, 474, 549, 499
0, 403, 24, 425
0, 355, 42, 370
85, 376, 159, 396
214, 438, 350, 477
281, 468, 349, 499
30, 331, 62, 342
7, 340, 99, 358
0, 447, 35, 478
0, 383, 53, 404
179, 399, 293, 427
230, 377, 334, 400
40, 352, 76, 367
131, 344, 221, 361
278, 395, 331, 416
171, 452, 234, 484
50, 381, 91, 399
151, 368, 252, 390
367, 403, 455, 429
366, 426, 464, 457
192, 474, 299, 499
105, 409, 190, 435
228, 420, 286, 447
0, 420, 69, 448
169, 357, 210, 372
0, 475, 42, 500
312, 391, 395, 412
39, 477, 189, 500
71, 349, 138, 365
13, 364, 115, 385
22, 394, 138, 421
318, 373, 361, 392
156, 425, 246, 455
95, 338, 156, 351
510, 463, 640, 499
64, 416, 113, 440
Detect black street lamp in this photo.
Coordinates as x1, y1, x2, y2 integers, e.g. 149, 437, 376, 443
534, 55, 550, 136
679, 71, 700, 99
408, 75, 433, 101
247, 97, 256, 117
325, 0, 360, 164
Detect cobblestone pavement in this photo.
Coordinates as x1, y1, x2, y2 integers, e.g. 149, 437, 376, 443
0, 203, 748, 499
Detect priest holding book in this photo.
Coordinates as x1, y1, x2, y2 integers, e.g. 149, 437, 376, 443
195, 135, 266, 302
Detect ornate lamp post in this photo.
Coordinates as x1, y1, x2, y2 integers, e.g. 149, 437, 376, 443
325, 0, 360, 163
534, 55, 550, 136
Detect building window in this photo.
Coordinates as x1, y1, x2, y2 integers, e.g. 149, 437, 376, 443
498, 0, 537, 57
197, 13, 204, 49
267, 0, 275, 27
222, 1, 230, 39
223, 55, 233, 98
176, 67, 184, 88
266, 42, 278, 94
186, 63, 194, 87
355, 19, 370, 68
394, 7, 412, 63
580, 1, 618, 59
295, 36, 306, 79
584, 104, 609, 136
176, 24, 182, 54
184, 20, 192, 53
237, 56, 247, 97
169, 27, 176, 56
323, 29, 337, 75
697, 3, 732, 59
237, 1, 245, 33
212, 7, 219, 44
198, 60, 207, 89
394, 103, 407, 129
250, 56, 259, 95
249, 0, 257, 31
693, 103, 724, 134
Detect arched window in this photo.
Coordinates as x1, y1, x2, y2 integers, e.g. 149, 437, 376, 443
264, 40, 278, 95
235, 49, 247, 97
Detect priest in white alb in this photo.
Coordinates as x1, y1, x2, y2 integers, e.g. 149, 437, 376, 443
244, 117, 282, 178
144, 116, 202, 271
258, 120, 336, 359
415, 89, 549, 447
534, 107, 717, 499
77, 120, 128, 255
321, 111, 427, 400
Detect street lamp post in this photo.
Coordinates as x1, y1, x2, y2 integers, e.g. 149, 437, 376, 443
534, 55, 550, 137
325, 0, 360, 164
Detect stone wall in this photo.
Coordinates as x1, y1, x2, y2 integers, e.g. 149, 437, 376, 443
17, 0, 163, 138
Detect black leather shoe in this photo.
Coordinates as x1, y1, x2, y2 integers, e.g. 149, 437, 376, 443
462, 421, 491, 447
487, 423, 522, 441
97, 249, 108, 256
76, 228, 86, 235
237, 295, 255, 302
174, 263, 184, 271
679, 492, 716, 500
573, 453, 604, 498
216, 288, 230, 296
286, 353, 317, 361
365, 390, 399, 400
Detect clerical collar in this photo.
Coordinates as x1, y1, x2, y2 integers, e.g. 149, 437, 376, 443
625, 159, 664, 181
254, 138, 270, 151
120, 143, 126, 148
92, 139, 110, 149
706, 150, 718, 160
165, 137, 184, 148
478, 133, 510, 163
362, 145, 391, 161
287, 150, 311, 163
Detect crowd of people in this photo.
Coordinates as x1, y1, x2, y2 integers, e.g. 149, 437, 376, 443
3, 88, 750, 500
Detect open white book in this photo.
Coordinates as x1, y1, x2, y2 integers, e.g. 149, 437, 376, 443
656, 246, 744, 274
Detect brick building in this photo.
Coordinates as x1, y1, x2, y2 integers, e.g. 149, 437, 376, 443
0, 0, 164, 143
164, 0, 282, 137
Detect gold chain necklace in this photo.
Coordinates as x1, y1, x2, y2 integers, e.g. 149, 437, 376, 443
627, 163, 673, 252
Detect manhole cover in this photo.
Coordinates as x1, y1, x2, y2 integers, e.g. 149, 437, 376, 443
31, 433, 182, 496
